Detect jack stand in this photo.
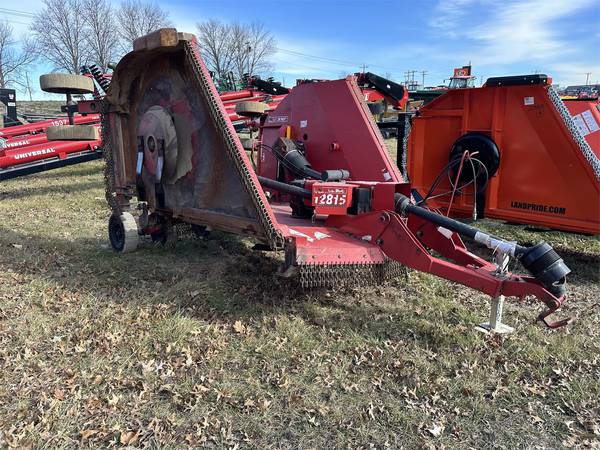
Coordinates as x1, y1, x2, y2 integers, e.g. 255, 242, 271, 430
475, 250, 515, 334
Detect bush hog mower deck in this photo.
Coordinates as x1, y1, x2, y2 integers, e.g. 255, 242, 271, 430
407, 75, 600, 235
104, 29, 573, 330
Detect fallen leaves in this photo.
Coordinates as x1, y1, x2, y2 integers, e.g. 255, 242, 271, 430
233, 320, 247, 334
120, 430, 140, 445
52, 388, 65, 401
0, 161, 598, 448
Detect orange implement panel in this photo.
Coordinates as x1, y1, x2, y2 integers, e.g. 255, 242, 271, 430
407, 82, 600, 234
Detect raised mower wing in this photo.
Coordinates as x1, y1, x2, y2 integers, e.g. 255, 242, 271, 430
102, 29, 283, 247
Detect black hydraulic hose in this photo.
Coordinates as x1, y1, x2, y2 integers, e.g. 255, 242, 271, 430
282, 150, 349, 181
394, 193, 571, 297
273, 138, 350, 182
257, 176, 312, 199
394, 193, 525, 255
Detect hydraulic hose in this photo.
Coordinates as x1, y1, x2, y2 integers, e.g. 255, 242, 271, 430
258, 176, 312, 198
274, 138, 350, 182
394, 193, 570, 297
394, 193, 524, 256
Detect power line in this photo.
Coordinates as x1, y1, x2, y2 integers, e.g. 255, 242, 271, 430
276, 47, 401, 73
0, 7, 35, 18
277, 48, 363, 67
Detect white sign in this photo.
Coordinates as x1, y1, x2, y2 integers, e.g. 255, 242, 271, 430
581, 110, 600, 133
572, 114, 590, 136
524, 96, 535, 105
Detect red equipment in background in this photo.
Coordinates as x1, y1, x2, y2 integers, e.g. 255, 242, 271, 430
104, 30, 573, 330
0, 73, 103, 181
0, 114, 100, 140
221, 87, 288, 124
407, 74, 600, 235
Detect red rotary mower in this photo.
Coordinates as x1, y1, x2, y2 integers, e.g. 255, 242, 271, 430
103, 29, 573, 331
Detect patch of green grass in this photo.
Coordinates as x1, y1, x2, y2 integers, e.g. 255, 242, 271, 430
0, 160, 598, 449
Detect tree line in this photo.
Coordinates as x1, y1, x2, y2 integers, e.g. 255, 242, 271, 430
0, 0, 276, 93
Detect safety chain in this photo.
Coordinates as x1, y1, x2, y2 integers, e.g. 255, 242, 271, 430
101, 100, 121, 214
299, 260, 406, 288
183, 41, 284, 249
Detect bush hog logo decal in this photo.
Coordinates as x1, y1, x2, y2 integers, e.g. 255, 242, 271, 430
510, 201, 566, 215
13, 147, 56, 160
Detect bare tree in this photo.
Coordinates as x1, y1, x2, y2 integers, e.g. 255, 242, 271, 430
83, 0, 120, 71
196, 20, 234, 81
31, 0, 89, 73
0, 21, 37, 89
117, 0, 171, 50
229, 21, 276, 81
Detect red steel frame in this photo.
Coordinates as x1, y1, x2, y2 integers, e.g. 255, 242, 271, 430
20, 29, 572, 329
0, 114, 100, 140
0, 128, 101, 169
251, 76, 568, 324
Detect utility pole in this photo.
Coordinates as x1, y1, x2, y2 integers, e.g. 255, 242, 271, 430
404, 70, 417, 89
420, 70, 428, 88
584, 72, 592, 85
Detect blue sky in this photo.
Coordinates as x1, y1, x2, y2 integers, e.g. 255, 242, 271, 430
3, 0, 600, 99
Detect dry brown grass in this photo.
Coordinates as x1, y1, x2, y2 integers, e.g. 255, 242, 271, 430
0, 159, 598, 449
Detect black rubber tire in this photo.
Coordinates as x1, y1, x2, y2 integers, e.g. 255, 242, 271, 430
108, 212, 139, 253
449, 133, 500, 184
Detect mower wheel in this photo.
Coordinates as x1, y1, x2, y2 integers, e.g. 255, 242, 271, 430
367, 102, 385, 116
40, 73, 94, 94
46, 125, 99, 141
241, 138, 257, 150
235, 101, 269, 117
108, 212, 139, 253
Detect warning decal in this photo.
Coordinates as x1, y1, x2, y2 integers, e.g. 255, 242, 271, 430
572, 114, 590, 136
581, 110, 600, 133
